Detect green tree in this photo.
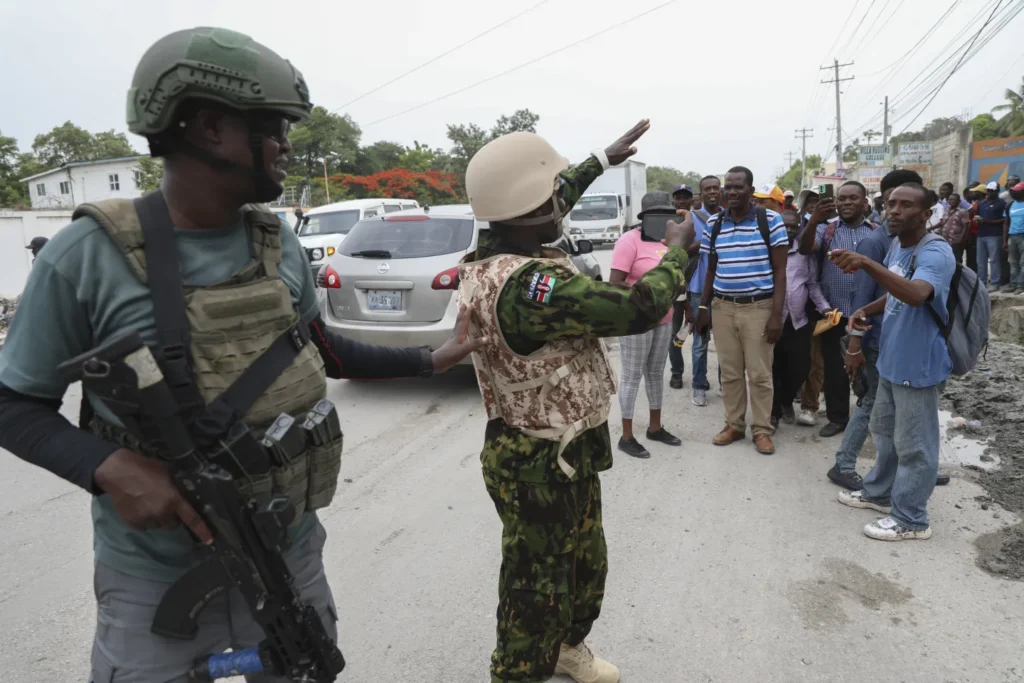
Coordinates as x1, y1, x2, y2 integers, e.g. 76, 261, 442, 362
843, 138, 861, 163
0, 132, 27, 207
646, 166, 702, 193
32, 121, 97, 168
971, 113, 1002, 140
135, 157, 164, 192
862, 129, 881, 143
993, 76, 1024, 137
490, 109, 539, 137
92, 130, 137, 159
353, 140, 407, 175
776, 154, 822, 193
444, 109, 541, 198
398, 141, 447, 173
287, 106, 362, 182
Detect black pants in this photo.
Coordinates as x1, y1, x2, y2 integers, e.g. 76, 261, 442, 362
952, 244, 965, 265
772, 319, 811, 418
820, 320, 850, 425
669, 299, 686, 376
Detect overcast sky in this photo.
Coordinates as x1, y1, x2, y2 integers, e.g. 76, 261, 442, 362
2, 0, 1021, 186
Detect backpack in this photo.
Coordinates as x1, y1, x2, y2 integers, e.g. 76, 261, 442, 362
709, 206, 772, 254
902, 232, 990, 376
683, 208, 713, 287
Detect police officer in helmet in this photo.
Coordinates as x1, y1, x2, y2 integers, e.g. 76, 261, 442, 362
0, 27, 482, 682
459, 122, 694, 683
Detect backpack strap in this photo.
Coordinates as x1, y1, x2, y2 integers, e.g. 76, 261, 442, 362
709, 214, 722, 255
242, 203, 285, 279
693, 208, 711, 224
904, 232, 951, 337
73, 199, 148, 283
756, 207, 772, 250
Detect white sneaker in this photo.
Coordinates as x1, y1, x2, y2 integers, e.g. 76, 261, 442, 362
864, 516, 933, 541
838, 489, 892, 514
554, 642, 620, 683
796, 410, 816, 426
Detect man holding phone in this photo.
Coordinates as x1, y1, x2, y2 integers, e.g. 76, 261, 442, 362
828, 182, 955, 542
798, 181, 875, 438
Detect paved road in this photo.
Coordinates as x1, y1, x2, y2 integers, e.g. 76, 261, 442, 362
2, 246, 1023, 682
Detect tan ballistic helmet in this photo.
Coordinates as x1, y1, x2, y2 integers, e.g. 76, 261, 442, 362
466, 132, 570, 224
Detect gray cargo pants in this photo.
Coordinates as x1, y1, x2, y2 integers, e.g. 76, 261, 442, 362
89, 522, 338, 683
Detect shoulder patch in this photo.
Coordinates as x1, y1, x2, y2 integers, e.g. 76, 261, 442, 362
525, 272, 557, 304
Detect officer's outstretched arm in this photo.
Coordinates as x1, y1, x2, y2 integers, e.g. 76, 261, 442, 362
503, 247, 687, 342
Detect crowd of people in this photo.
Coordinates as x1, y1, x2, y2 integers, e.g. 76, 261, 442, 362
609, 165, 970, 545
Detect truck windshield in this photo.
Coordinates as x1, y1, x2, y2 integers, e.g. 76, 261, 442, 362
569, 195, 618, 221
299, 210, 361, 236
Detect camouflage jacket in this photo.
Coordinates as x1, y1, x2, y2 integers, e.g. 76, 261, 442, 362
468, 155, 689, 483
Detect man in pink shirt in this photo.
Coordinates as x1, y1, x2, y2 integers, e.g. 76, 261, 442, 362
610, 191, 683, 458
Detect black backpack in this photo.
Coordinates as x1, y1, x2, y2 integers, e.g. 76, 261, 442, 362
709, 206, 772, 254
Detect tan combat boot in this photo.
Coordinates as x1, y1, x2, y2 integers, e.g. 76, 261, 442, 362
554, 642, 620, 683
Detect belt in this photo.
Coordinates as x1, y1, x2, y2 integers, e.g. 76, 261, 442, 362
714, 291, 774, 304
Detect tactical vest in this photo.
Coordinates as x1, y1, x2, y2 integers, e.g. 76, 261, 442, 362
73, 197, 343, 518
458, 249, 617, 479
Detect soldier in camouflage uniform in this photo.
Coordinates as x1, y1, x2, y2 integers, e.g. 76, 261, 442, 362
458, 121, 695, 683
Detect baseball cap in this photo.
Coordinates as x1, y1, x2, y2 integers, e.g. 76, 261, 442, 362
970, 183, 987, 194
754, 184, 786, 203
986, 181, 999, 191
783, 190, 795, 198
25, 236, 48, 251
873, 192, 882, 199
1012, 181, 1024, 192
672, 184, 693, 196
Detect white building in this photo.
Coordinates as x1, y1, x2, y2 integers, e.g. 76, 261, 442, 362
20, 156, 148, 209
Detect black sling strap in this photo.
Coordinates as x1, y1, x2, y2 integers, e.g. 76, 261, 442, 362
134, 191, 309, 445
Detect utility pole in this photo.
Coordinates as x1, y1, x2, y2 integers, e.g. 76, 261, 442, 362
786, 151, 797, 167
794, 128, 814, 188
821, 59, 854, 171
882, 95, 890, 146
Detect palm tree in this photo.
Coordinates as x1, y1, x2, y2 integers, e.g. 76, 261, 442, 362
862, 129, 881, 143
993, 76, 1024, 136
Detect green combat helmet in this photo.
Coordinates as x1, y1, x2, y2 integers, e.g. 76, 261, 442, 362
127, 27, 312, 199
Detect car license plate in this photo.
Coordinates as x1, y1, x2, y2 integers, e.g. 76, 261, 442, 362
368, 290, 402, 311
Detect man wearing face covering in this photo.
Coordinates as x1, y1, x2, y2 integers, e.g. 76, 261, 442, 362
458, 120, 692, 683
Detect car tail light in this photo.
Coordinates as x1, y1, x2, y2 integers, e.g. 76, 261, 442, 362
317, 264, 342, 289
431, 266, 460, 290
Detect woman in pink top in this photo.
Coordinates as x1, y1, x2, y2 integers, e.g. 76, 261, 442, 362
609, 192, 683, 459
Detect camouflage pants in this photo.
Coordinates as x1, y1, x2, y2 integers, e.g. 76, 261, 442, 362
483, 471, 608, 683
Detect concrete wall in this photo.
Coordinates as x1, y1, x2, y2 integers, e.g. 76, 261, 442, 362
0, 210, 74, 296
27, 159, 144, 209
931, 128, 973, 191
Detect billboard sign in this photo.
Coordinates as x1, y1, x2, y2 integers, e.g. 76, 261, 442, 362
858, 145, 892, 167
897, 142, 933, 165
969, 135, 1024, 187
858, 167, 889, 194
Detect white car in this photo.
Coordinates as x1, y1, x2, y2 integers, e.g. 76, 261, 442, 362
297, 198, 419, 279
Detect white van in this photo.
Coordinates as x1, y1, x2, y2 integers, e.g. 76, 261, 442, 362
297, 198, 419, 278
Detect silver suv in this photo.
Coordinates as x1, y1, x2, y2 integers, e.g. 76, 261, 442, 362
316, 206, 601, 360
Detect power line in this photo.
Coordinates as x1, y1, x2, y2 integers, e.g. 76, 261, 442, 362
896, 0, 1005, 135
799, 1, 861, 127
362, 0, 678, 128
835, 0, 879, 60
332, 0, 553, 112
847, 0, 907, 57
972, 47, 1024, 110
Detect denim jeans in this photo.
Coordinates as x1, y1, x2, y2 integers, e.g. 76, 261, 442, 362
861, 377, 943, 530
688, 292, 711, 390
1008, 234, 1024, 287
976, 235, 1002, 285
669, 299, 686, 376
833, 347, 880, 472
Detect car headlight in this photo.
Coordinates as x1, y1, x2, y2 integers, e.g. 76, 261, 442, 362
569, 227, 582, 234
311, 248, 324, 261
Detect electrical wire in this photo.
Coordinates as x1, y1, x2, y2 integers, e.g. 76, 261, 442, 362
846, 0, 907, 57
972, 47, 1024, 110
361, 0, 678, 128
834, 0, 879, 60
332, 0, 553, 112
895, 0, 1006, 135
799, 1, 861, 127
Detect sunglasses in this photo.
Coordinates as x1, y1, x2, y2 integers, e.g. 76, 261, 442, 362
251, 114, 292, 143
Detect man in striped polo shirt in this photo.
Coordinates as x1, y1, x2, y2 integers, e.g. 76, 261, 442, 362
695, 166, 788, 455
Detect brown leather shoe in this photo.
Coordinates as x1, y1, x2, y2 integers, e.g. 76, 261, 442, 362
713, 426, 744, 446
753, 433, 776, 455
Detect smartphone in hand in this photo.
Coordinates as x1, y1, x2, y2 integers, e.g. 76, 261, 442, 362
640, 212, 675, 242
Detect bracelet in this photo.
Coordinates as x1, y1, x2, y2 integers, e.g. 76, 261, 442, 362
846, 349, 863, 356
850, 329, 865, 337
698, 305, 709, 311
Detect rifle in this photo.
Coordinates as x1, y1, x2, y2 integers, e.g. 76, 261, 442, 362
58, 331, 345, 682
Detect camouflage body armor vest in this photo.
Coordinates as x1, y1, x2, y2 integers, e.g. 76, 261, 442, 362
72, 198, 343, 517
458, 248, 617, 479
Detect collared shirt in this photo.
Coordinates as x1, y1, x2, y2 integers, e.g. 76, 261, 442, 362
927, 201, 948, 231
941, 197, 972, 211
811, 216, 876, 317
1009, 200, 1024, 235
977, 198, 1007, 237
784, 239, 830, 329
852, 220, 896, 351
700, 204, 787, 296
688, 207, 720, 293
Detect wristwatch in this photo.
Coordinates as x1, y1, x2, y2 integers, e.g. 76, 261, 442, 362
419, 346, 435, 378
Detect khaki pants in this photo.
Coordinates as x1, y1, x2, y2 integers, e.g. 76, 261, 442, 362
801, 335, 823, 412
711, 297, 775, 436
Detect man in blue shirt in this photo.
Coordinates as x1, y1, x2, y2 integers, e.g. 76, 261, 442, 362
671, 176, 722, 405
829, 182, 955, 542
1002, 181, 1024, 293
798, 181, 875, 438
695, 167, 788, 455
826, 170, 919, 491
975, 181, 1008, 291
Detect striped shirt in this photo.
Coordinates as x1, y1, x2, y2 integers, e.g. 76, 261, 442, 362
700, 204, 788, 295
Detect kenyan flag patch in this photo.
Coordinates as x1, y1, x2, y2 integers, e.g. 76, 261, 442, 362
526, 273, 557, 304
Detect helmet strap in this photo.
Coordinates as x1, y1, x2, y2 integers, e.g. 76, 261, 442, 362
496, 192, 564, 227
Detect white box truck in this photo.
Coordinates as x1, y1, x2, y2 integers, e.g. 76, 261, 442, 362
565, 159, 647, 245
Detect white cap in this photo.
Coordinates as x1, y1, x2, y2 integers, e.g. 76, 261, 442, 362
987, 181, 999, 190
874, 191, 882, 199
